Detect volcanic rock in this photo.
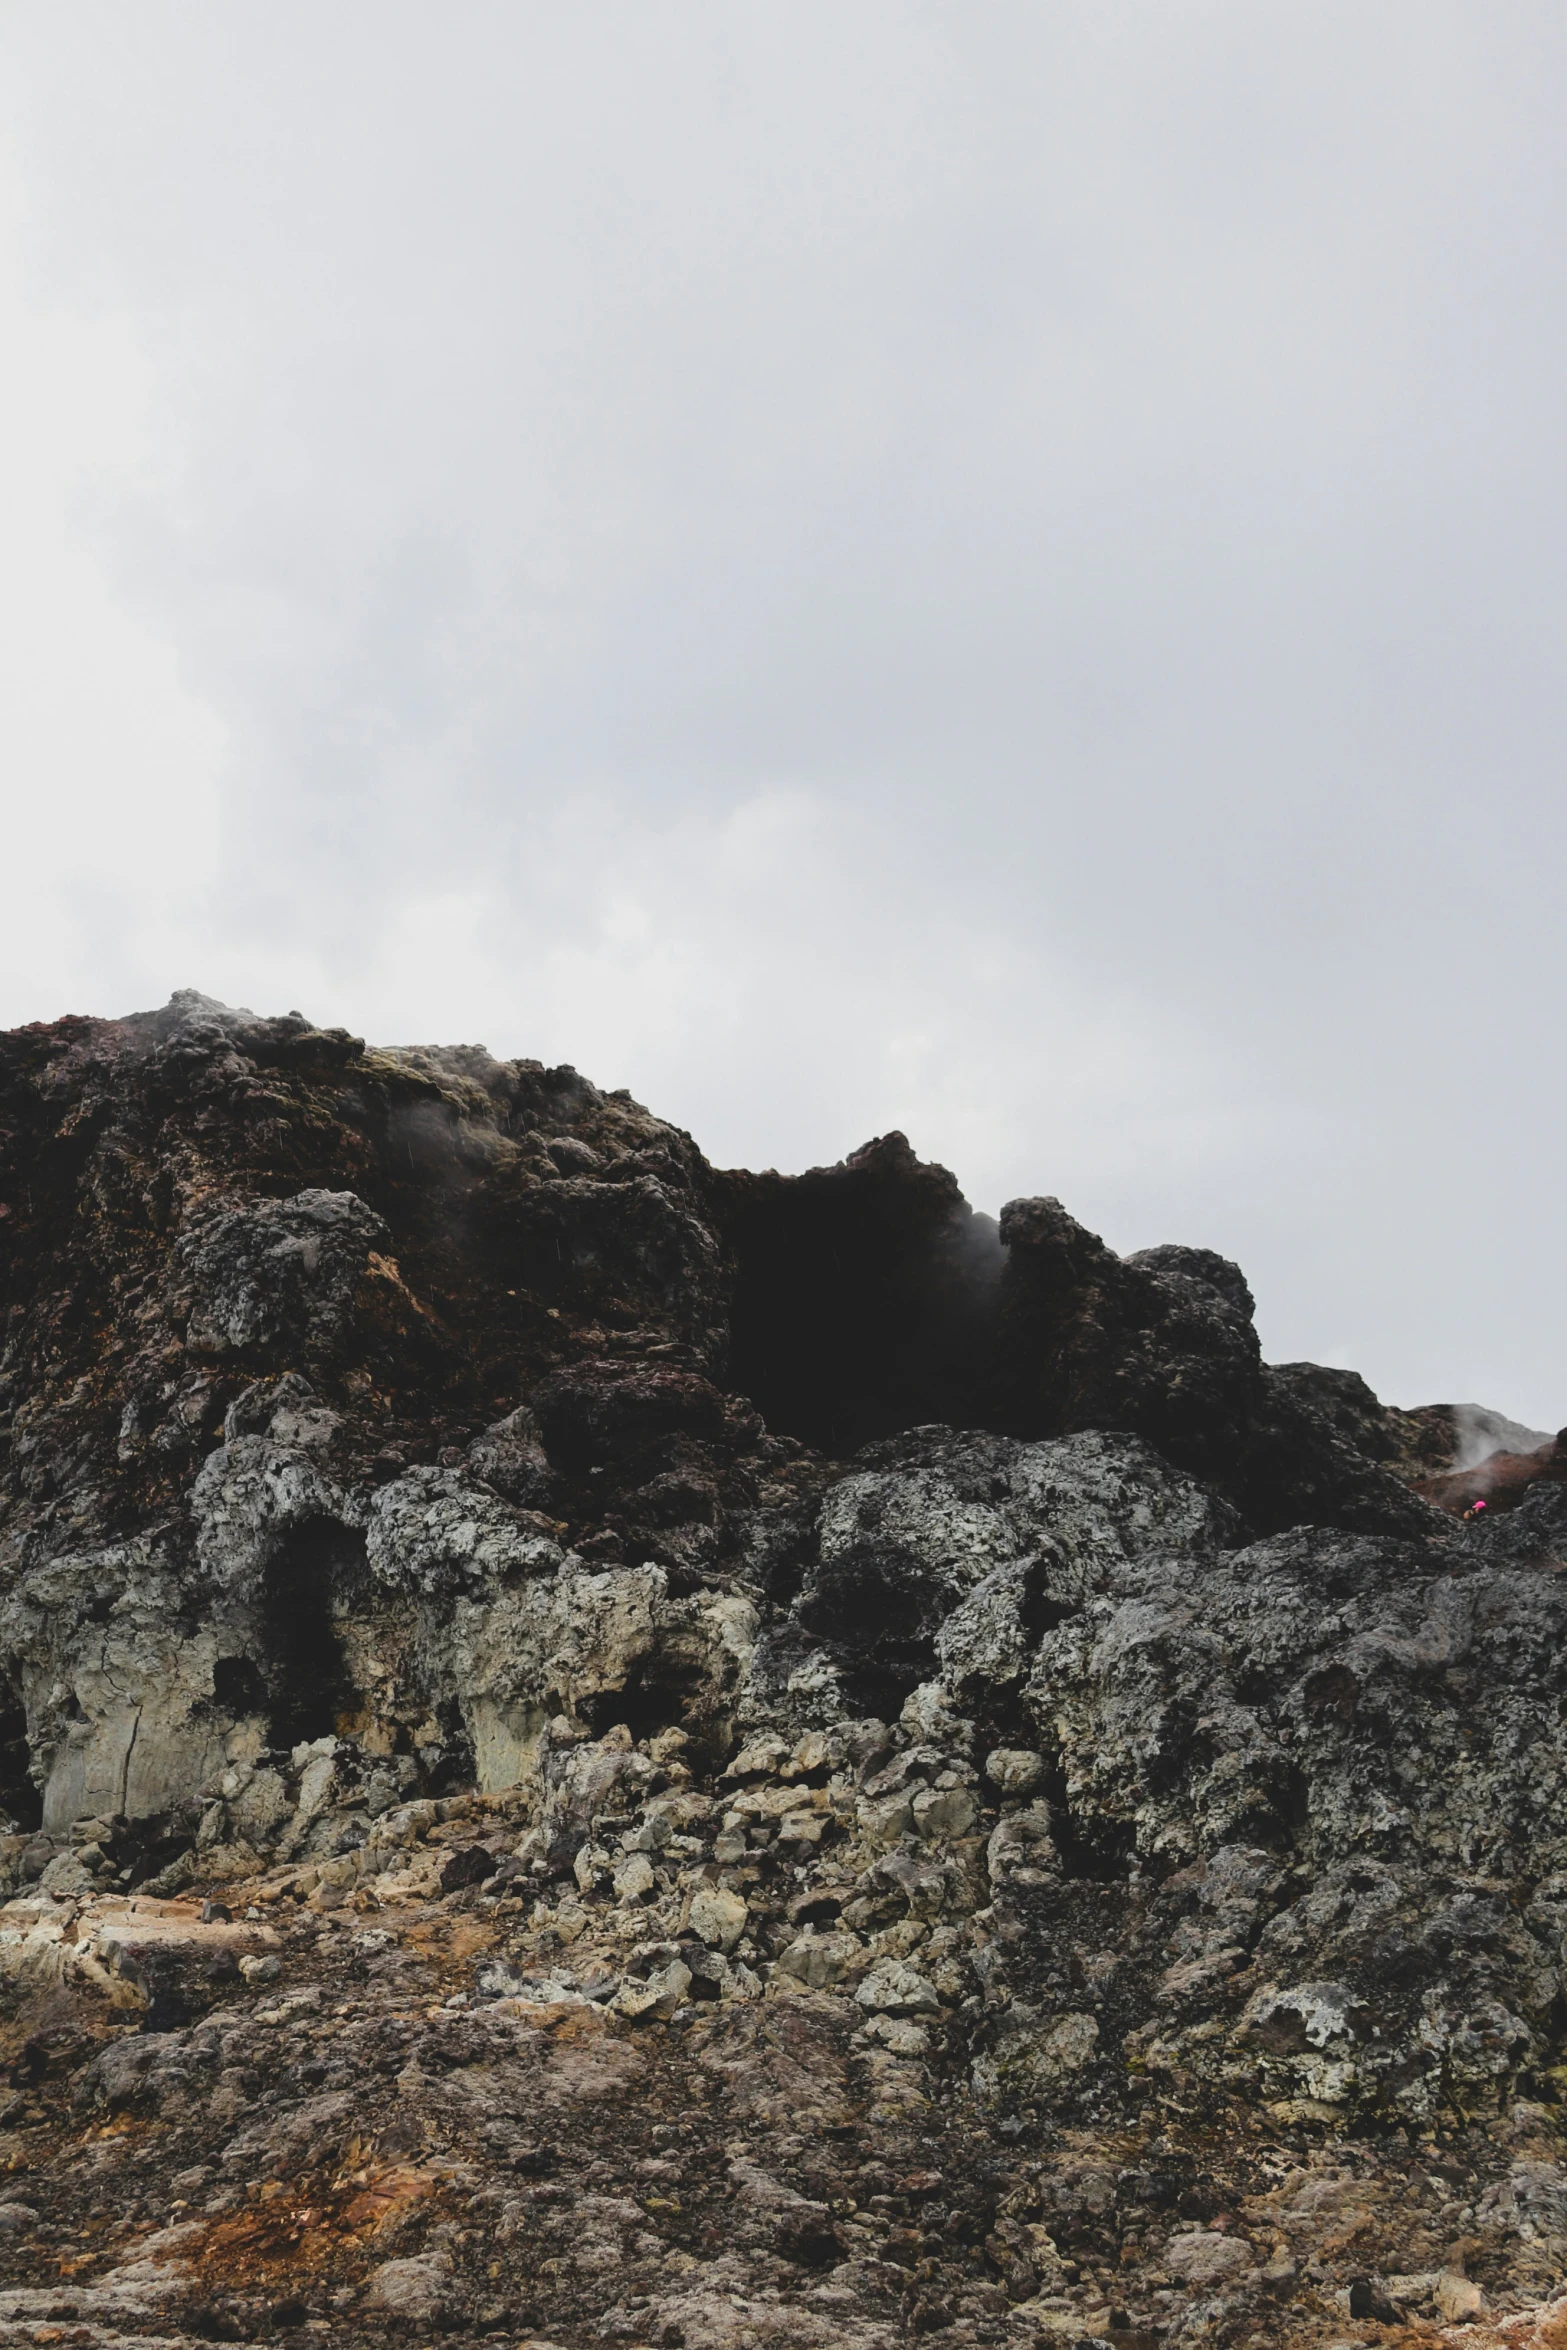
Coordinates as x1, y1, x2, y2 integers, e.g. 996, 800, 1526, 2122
0, 990, 1564, 2347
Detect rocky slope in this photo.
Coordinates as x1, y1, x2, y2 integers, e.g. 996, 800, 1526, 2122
1, 990, 1566, 2350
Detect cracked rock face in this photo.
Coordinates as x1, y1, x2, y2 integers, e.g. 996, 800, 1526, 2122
2, 991, 1566, 2349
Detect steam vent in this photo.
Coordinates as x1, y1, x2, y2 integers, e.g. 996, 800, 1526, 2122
2, 990, 1566, 2347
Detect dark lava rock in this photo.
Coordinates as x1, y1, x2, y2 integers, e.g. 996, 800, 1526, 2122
0, 989, 1562, 2347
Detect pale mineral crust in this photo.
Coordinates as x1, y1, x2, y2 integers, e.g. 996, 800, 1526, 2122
0, 990, 1565, 2349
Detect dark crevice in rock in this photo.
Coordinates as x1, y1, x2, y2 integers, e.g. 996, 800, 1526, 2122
718, 1132, 1003, 1456
257, 1518, 366, 1750
0, 1683, 41, 1831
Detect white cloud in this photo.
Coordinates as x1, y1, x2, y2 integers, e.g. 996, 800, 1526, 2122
0, 169, 225, 1013
0, 4, 1563, 1422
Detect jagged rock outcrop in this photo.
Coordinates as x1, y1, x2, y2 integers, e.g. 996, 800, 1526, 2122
1, 990, 1565, 2349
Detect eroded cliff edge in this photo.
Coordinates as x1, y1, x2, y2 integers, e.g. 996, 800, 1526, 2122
1, 990, 1565, 2350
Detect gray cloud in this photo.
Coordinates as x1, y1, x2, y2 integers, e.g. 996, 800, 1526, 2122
0, 1, 1563, 1419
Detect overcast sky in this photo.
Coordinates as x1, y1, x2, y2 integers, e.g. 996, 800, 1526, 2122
0, 3, 1563, 1424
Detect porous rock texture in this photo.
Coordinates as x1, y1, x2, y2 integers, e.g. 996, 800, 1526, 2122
1, 993, 1566, 2350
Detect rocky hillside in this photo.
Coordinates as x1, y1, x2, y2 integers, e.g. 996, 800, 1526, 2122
1, 990, 1565, 2350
